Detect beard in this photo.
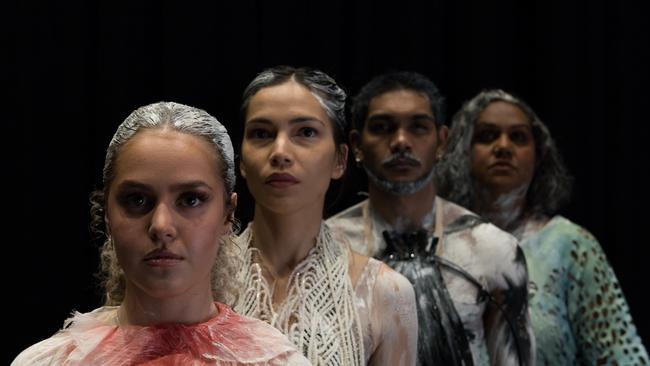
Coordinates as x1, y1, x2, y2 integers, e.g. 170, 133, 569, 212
363, 152, 436, 195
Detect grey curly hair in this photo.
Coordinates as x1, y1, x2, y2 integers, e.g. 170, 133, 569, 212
89, 101, 242, 306
437, 89, 572, 216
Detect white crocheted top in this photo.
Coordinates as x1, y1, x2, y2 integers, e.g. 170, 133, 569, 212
234, 223, 365, 366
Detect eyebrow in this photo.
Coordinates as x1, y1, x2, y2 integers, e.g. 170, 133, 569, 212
475, 121, 531, 129
116, 180, 214, 192
367, 113, 435, 122
246, 117, 326, 127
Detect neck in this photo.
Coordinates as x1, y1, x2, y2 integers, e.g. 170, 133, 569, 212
368, 181, 437, 231
119, 282, 216, 326
251, 203, 323, 277
475, 185, 528, 232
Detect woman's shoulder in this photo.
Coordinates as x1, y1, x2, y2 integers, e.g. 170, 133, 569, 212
535, 215, 600, 247
11, 307, 114, 366
522, 215, 607, 272
362, 257, 416, 304
210, 303, 308, 363
12, 331, 74, 366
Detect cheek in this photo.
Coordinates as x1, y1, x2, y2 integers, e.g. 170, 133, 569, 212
240, 152, 263, 183
470, 146, 489, 169
521, 148, 537, 177
190, 226, 222, 263
470, 146, 494, 184
112, 232, 139, 272
308, 149, 339, 186
240, 144, 260, 169
360, 144, 382, 166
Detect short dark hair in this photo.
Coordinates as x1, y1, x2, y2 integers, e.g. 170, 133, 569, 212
350, 71, 445, 132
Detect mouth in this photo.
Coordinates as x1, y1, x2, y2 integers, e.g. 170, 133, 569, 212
143, 249, 184, 267
489, 161, 516, 170
383, 157, 421, 170
265, 173, 300, 188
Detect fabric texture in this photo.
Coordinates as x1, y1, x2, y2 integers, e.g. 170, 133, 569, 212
516, 215, 649, 366
234, 222, 418, 366
328, 197, 534, 366
12, 302, 310, 366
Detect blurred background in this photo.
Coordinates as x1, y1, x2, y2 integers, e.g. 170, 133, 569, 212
7, 0, 648, 362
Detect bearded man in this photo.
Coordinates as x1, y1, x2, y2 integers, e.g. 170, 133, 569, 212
328, 72, 534, 366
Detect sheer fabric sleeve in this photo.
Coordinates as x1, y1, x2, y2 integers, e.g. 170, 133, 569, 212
367, 262, 418, 366
483, 242, 535, 366
11, 332, 76, 366
565, 225, 649, 364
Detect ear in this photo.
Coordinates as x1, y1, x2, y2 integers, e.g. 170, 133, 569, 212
349, 129, 363, 163
332, 144, 348, 180
239, 159, 247, 179
226, 192, 238, 226
435, 125, 449, 161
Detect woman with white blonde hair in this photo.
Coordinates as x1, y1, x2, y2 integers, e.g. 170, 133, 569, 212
12, 101, 309, 365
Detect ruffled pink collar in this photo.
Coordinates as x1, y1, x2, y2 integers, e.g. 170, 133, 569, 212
65, 302, 297, 365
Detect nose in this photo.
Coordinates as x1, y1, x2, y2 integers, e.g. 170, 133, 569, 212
390, 128, 412, 153
269, 133, 293, 169
493, 133, 513, 158
148, 203, 177, 244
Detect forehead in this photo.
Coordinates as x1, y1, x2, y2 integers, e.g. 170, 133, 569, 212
114, 129, 222, 182
367, 89, 433, 117
476, 101, 530, 128
246, 80, 331, 124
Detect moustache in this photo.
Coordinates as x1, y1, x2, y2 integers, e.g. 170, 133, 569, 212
381, 152, 422, 167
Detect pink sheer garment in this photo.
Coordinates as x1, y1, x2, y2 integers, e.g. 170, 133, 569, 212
12, 302, 310, 366
354, 258, 418, 366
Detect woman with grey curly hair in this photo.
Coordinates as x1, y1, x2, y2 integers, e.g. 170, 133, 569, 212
12, 102, 309, 365
437, 89, 648, 365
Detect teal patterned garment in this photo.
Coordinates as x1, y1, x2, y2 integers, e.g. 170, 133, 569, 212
520, 215, 648, 365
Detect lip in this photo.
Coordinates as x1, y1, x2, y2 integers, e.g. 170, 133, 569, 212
265, 172, 300, 188
143, 249, 184, 267
489, 161, 516, 170
383, 158, 421, 169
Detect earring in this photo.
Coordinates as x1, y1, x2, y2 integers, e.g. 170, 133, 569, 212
354, 150, 363, 166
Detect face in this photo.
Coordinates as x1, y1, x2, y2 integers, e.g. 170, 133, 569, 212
471, 101, 536, 195
106, 129, 233, 300
240, 80, 347, 214
354, 89, 447, 195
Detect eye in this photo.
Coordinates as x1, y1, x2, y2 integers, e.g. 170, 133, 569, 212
367, 120, 393, 134
246, 128, 272, 140
473, 129, 499, 144
178, 192, 209, 208
410, 121, 433, 134
118, 192, 154, 214
510, 130, 532, 145
297, 126, 319, 138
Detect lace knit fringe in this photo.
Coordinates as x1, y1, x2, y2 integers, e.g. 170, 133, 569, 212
234, 223, 364, 366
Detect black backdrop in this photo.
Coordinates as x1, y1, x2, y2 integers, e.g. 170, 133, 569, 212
7, 0, 648, 362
